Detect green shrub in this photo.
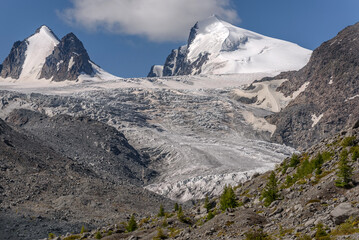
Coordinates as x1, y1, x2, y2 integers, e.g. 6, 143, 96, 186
245, 228, 271, 240
341, 136, 356, 147
153, 227, 168, 239
220, 185, 238, 210
177, 206, 191, 224
206, 211, 215, 221
48, 233, 56, 239
80, 225, 87, 234
95, 231, 102, 239
261, 172, 279, 207
126, 215, 138, 232
315, 223, 330, 240
63, 235, 80, 240
174, 203, 179, 212
331, 217, 359, 235
335, 149, 353, 188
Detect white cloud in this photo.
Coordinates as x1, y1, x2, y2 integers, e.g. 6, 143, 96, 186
59, 0, 239, 42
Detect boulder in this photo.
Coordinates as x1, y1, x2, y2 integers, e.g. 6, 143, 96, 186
330, 202, 359, 225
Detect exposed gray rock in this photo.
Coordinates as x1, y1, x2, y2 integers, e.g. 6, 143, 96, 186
0, 40, 27, 79
40, 33, 95, 81
330, 202, 359, 225
268, 22, 359, 149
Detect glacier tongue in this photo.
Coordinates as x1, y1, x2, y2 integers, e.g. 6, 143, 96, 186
0, 73, 296, 202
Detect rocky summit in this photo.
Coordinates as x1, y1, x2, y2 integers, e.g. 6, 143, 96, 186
40, 33, 95, 81
0, 25, 111, 82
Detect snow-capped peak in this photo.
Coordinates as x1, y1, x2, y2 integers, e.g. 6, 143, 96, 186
153, 16, 312, 77
20, 25, 60, 80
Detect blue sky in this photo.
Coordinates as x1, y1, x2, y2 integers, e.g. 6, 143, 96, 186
0, 0, 358, 78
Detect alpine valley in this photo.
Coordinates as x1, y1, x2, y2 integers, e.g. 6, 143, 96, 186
0, 16, 358, 240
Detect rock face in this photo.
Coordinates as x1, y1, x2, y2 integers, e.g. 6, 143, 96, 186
40, 33, 95, 81
152, 15, 311, 76
0, 40, 27, 79
268, 22, 359, 149
147, 65, 163, 77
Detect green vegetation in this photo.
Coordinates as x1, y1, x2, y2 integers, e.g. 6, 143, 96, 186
153, 227, 168, 240
158, 204, 165, 217
206, 211, 215, 221
261, 171, 279, 207
63, 235, 80, 240
335, 149, 353, 188
282, 151, 333, 189
331, 217, 359, 235
204, 195, 211, 213
177, 205, 191, 224
351, 146, 359, 161
245, 228, 271, 240
126, 215, 138, 232
341, 136, 356, 147
48, 233, 56, 239
95, 231, 102, 239
219, 185, 238, 211
174, 203, 179, 212
80, 225, 87, 234
289, 154, 300, 168
315, 223, 330, 240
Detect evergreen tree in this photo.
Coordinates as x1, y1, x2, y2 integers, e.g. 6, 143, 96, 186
204, 195, 211, 213
174, 202, 179, 212
126, 215, 138, 232
220, 185, 238, 211
289, 154, 300, 167
261, 171, 279, 207
335, 149, 353, 188
158, 204, 165, 217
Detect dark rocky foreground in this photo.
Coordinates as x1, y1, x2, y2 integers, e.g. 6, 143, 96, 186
268, 22, 359, 150
57, 122, 359, 239
0, 112, 173, 240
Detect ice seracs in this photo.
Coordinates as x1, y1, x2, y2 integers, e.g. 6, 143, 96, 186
150, 15, 312, 77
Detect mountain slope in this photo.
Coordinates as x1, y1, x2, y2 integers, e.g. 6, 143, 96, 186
267, 22, 359, 149
0, 110, 172, 240
0, 26, 116, 82
148, 16, 311, 77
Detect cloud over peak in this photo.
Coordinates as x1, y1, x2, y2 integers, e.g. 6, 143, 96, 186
59, 0, 239, 42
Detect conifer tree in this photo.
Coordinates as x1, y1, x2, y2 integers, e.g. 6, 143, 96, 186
220, 185, 238, 211
174, 202, 179, 212
126, 214, 138, 232
335, 149, 353, 188
261, 171, 279, 207
158, 204, 165, 217
204, 195, 211, 213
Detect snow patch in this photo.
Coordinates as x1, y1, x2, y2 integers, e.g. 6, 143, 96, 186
291, 81, 310, 99
311, 113, 323, 127
68, 57, 75, 71
56, 60, 64, 71
345, 94, 359, 101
